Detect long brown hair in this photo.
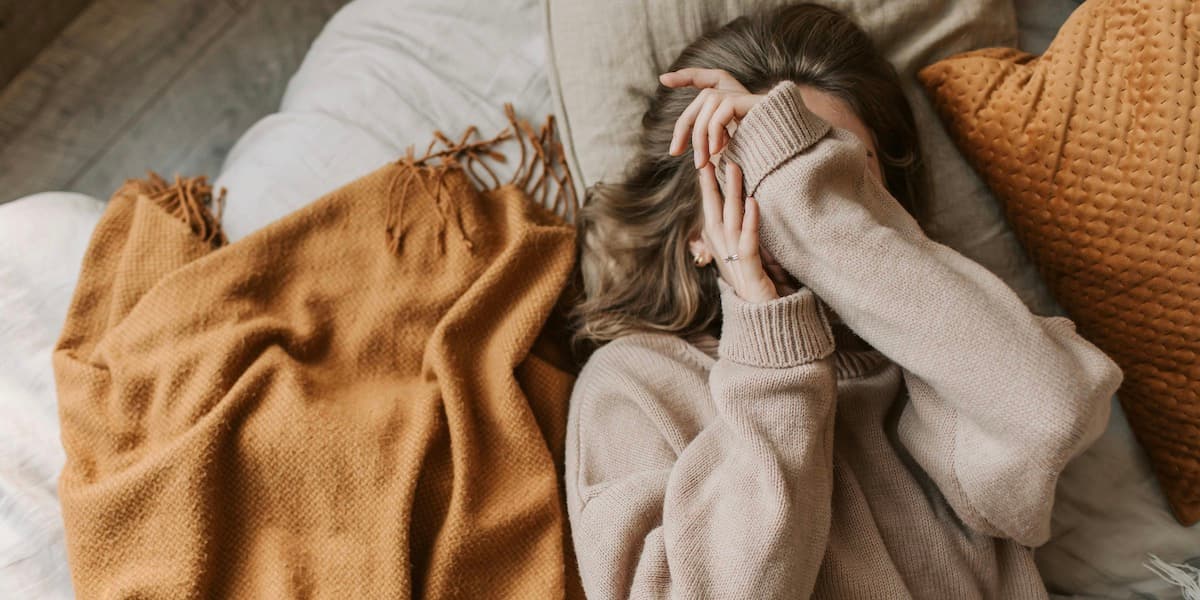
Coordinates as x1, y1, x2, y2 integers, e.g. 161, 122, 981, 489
570, 2, 926, 349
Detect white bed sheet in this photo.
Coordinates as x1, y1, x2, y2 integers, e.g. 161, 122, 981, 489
1, 0, 1196, 598
0, 193, 102, 599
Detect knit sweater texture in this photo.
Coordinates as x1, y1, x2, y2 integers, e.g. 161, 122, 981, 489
563, 80, 1124, 599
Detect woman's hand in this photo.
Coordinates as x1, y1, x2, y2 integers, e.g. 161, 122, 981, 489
660, 68, 765, 168
699, 160, 780, 303
666, 67, 796, 299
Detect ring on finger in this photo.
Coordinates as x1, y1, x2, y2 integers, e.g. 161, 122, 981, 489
723, 254, 741, 262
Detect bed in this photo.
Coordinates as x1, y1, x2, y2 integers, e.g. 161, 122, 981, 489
1, 0, 1196, 597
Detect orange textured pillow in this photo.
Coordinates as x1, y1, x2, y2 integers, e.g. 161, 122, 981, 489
919, 0, 1200, 525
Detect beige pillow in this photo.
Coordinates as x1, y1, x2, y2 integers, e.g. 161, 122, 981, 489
543, 0, 1060, 318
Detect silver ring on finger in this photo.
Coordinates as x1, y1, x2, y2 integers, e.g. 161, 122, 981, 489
723, 254, 741, 263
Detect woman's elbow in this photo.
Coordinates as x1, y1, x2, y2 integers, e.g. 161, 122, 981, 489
1036, 338, 1123, 469
1068, 348, 1122, 456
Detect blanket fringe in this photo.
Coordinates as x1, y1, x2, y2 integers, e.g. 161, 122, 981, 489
384, 104, 578, 255
128, 173, 227, 247
1144, 553, 1200, 600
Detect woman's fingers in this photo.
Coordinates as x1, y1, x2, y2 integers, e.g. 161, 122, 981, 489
709, 99, 737, 157
692, 95, 721, 168
670, 90, 709, 156
662, 70, 763, 162
699, 163, 736, 287
740, 196, 759, 257
659, 68, 722, 89
659, 68, 746, 92
698, 163, 724, 241
695, 158, 778, 301
722, 161, 743, 242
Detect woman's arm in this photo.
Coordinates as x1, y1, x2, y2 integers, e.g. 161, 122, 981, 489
565, 279, 838, 599
720, 80, 1124, 547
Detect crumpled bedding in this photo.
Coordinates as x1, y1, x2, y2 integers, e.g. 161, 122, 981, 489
0, 193, 99, 599
1, 0, 1196, 598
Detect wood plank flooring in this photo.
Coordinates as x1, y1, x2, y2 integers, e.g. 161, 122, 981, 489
0, 0, 350, 204
0, 0, 94, 89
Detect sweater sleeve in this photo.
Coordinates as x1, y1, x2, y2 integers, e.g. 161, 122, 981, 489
719, 80, 1124, 548
565, 279, 838, 599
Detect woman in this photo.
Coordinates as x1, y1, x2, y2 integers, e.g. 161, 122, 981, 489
564, 3, 1123, 599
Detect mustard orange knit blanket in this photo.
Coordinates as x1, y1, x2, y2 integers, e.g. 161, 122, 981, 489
52, 107, 586, 598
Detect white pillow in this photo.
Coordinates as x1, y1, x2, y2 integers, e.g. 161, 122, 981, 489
0, 192, 102, 600
215, 0, 556, 241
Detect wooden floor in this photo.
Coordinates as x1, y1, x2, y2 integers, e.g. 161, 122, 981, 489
0, 0, 351, 204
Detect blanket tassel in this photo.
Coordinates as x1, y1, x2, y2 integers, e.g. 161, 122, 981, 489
384, 104, 578, 256
1144, 553, 1200, 600
130, 172, 227, 247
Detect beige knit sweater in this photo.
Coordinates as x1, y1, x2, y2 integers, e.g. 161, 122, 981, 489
564, 81, 1124, 599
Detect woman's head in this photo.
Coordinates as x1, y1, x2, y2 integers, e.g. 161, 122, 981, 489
571, 2, 926, 346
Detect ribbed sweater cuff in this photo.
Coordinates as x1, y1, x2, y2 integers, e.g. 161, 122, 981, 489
723, 80, 831, 195
717, 278, 835, 368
